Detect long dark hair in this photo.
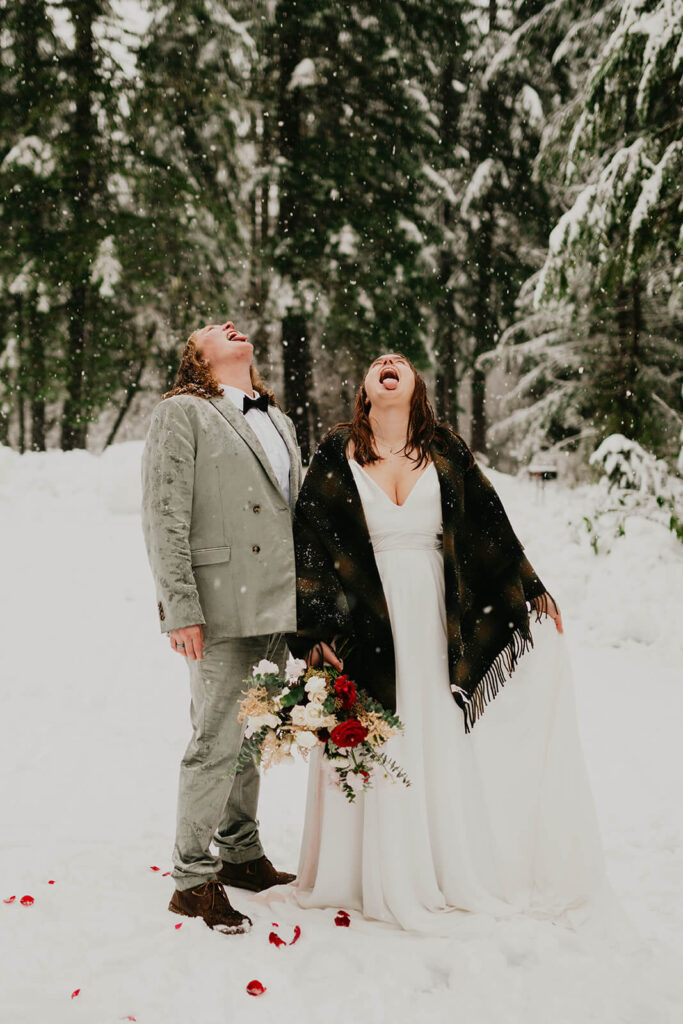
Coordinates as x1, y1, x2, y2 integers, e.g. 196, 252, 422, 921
163, 332, 277, 405
342, 354, 437, 469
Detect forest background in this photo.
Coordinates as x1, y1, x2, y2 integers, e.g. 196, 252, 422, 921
1, 0, 681, 470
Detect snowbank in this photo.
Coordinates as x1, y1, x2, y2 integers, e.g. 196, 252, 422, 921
0, 444, 681, 1023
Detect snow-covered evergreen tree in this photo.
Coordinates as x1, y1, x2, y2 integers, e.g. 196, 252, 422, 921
131, 0, 253, 394
489, 0, 683, 465
0, 0, 63, 450
249, 1, 441, 457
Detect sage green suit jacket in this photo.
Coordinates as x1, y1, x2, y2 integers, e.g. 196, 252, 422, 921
141, 393, 302, 637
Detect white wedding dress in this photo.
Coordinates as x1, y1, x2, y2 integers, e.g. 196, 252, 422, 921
294, 457, 615, 934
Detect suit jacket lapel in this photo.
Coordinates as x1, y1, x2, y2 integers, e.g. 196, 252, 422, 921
267, 405, 301, 509
209, 395, 284, 500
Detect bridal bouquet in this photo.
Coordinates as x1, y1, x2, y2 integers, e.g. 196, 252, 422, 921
231, 653, 410, 803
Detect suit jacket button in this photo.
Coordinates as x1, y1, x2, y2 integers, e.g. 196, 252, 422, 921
252, 544, 260, 553
253, 504, 261, 513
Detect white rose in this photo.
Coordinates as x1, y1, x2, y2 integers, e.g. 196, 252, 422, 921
295, 730, 318, 750
252, 659, 280, 678
303, 702, 328, 728
285, 653, 307, 684
290, 704, 308, 727
245, 712, 280, 738
304, 675, 327, 703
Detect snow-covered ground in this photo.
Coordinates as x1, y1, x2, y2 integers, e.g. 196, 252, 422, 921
1, 441, 682, 1024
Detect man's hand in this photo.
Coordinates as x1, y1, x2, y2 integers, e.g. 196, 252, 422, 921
305, 641, 343, 671
170, 624, 204, 660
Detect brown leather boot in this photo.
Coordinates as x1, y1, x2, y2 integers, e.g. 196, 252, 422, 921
169, 880, 252, 934
217, 855, 296, 893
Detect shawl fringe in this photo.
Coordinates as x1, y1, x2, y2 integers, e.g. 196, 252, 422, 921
454, 625, 535, 733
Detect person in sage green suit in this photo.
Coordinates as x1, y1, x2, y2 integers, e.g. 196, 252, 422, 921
141, 320, 305, 935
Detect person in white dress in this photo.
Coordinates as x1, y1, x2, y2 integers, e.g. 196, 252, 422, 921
287, 353, 613, 935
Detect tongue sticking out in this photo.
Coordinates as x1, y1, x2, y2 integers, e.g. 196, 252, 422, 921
382, 377, 398, 391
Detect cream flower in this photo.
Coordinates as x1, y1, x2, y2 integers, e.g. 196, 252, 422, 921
244, 712, 278, 737
285, 653, 307, 684
304, 675, 327, 703
290, 704, 308, 727
303, 702, 330, 729
245, 712, 280, 738
294, 730, 318, 750
252, 659, 280, 678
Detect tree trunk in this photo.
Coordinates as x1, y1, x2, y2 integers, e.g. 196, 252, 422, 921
281, 312, 315, 463
29, 303, 46, 451
470, 211, 494, 454
104, 356, 145, 449
61, 1, 97, 450
61, 281, 89, 450
275, 0, 314, 460
468, 3, 500, 455
613, 280, 642, 439
248, 109, 271, 367
434, 54, 460, 429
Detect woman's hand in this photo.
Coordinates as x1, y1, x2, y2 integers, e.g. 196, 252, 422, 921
532, 594, 563, 634
548, 604, 563, 634
305, 641, 344, 671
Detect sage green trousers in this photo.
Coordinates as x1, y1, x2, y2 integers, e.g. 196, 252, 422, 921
172, 632, 286, 891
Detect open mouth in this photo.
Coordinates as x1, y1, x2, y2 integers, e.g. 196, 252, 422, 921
379, 367, 399, 385
224, 322, 249, 343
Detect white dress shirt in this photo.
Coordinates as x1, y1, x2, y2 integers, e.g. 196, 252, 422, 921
220, 383, 291, 503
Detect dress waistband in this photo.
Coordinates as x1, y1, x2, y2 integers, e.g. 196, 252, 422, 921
370, 530, 443, 554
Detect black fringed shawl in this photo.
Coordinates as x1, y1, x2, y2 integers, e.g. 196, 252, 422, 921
287, 425, 554, 732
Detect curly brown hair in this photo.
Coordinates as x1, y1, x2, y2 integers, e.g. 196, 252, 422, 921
343, 354, 437, 469
163, 332, 277, 406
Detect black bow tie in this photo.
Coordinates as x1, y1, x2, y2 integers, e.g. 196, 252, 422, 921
242, 392, 269, 414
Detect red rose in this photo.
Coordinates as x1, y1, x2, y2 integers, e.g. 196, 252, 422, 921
334, 675, 357, 709
330, 719, 368, 748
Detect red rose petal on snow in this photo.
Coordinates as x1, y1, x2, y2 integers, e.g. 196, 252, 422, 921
71, 989, 81, 999
122, 1018, 137, 1022
268, 930, 286, 948
175, 923, 182, 930
48, 880, 55, 885
3, 896, 16, 904
246, 980, 266, 997
150, 866, 160, 872
162, 872, 171, 877
289, 925, 301, 945
20, 895, 34, 906
271, 922, 279, 927
334, 910, 350, 927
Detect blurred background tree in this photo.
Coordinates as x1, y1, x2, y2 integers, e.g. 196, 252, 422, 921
0, 0, 680, 469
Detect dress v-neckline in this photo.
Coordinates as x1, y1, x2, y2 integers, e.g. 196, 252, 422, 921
349, 458, 435, 509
